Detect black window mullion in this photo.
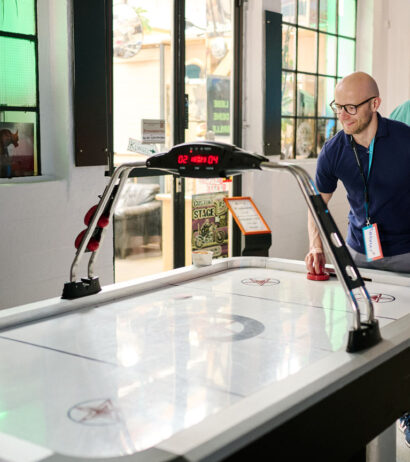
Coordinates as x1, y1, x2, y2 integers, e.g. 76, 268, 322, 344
172, 0, 186, 269
336, 0, 339, 77
314, 0, 319, 156
34, 0, 40, 174
0, 31, 36, 40
282, 21, 355, 41
293, 0, 299, 158
232, 0, 245, 257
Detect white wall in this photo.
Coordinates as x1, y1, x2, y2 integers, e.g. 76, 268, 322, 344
242, 164, 349, 261
357, 0, 410, 115
0, 0, 113, 309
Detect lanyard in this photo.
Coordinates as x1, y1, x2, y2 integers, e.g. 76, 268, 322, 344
349, 136, 375, 226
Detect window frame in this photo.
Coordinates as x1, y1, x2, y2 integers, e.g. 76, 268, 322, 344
281, 0, 357, 159
0, 0, 41, 175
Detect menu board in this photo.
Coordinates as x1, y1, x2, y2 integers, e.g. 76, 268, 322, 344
224, 197, 271, 235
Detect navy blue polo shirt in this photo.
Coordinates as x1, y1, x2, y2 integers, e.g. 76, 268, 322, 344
316, 113, 410, 256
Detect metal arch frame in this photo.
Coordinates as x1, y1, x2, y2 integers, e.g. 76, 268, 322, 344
69, 161, 146, 284
261, 161, 374, 331
64, 150, 379, 351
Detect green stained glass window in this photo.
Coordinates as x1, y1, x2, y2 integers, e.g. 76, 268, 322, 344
282, 24, 296, 70
0, 0, 39, 178
282, 72, 295, 115
282, 0, 297, 24
298, 0, 318, 29
280, 0, 356, 159
319, 0, 336, 33
0, 36, 36, 106
297, 73, 316, 117
0, 0, 36, 35
338, 0, 356, 38
317, 118, 337, 154
319, 33, 336, 75
337, 37, 355, 77
297, 28, 317, 73
281, 117, 295, 158
318, 76, 336, 116
296, 118, 315, 158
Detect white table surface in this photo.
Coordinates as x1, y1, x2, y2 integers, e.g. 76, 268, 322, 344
0, 257, 409, 461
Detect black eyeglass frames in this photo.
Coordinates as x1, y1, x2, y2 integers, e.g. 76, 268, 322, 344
329, 96, 377, 115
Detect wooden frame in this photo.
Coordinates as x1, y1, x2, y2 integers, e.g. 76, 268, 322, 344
224, 196, 271, 235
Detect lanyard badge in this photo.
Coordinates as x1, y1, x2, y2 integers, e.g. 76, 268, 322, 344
362, 223, 383, 261
350, 136, 384, 261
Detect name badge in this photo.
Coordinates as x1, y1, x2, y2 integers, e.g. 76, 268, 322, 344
362, 223, 383, 261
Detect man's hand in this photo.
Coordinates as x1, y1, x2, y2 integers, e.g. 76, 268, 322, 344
306, 192, 332, 275
305, 247, 326, 274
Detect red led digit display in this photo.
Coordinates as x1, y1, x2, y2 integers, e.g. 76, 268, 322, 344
177, 155, 188, 164
177, 153, 219, 165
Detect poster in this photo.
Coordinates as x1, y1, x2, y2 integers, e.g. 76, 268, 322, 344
207, 76, 230, 137
141, 119, 165, 144
192, 192, 229, 258
0, 122, 34, 178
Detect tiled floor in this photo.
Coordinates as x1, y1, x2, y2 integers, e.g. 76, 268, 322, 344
397, 420, 410, 462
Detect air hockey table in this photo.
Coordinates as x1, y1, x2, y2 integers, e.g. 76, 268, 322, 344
0, 258, 409, 462
0, 142, 409, 462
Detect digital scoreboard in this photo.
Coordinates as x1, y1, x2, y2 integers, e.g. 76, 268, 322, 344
146, 141, 268, 178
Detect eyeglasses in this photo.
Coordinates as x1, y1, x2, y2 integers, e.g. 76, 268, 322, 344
329, 96, 377, 115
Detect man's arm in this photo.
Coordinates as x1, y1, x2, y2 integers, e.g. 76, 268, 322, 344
305, 192, 333, 274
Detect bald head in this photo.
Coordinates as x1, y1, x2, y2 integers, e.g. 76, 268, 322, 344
335, 72, 380, 103
334, 72, 381, 139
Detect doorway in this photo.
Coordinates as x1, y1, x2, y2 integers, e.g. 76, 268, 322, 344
112, 0, 238, 282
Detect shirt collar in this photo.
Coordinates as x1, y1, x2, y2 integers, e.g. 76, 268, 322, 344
375, 112, 389, 138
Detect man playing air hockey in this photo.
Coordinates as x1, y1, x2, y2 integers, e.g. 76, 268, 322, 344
305, 71, 410, 447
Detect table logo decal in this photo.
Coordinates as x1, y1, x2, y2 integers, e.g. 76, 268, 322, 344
241, 278, 280, 286
357, 293, 395, 303
150, 313, 265, 342
203, 313, 265, 342
68, 399, 120, 426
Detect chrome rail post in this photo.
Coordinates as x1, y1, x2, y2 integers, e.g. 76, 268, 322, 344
261, 161, 374, 330
69, 161, 146, 283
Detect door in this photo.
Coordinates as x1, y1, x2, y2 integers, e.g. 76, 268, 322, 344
112, 0, 174, 281
183, 0, 235, 265
112, 0, 240, 282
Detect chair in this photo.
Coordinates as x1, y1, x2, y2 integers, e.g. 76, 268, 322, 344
114, 182, 161, 258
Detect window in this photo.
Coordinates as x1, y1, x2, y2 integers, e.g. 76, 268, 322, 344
0, 0, 39, 177
281, 0, 356, 159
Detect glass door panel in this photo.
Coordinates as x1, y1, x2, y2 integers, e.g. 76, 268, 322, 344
112, 0, 173, 281
184, 0, 234, 265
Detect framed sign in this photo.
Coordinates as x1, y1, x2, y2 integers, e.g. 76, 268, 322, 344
224, 197, 271, 235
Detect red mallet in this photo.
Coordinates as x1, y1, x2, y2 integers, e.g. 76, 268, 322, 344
307, 272, 330, 281
84, 205, 110, 228
74, 229, 100, 252
307, 265, 330, 281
